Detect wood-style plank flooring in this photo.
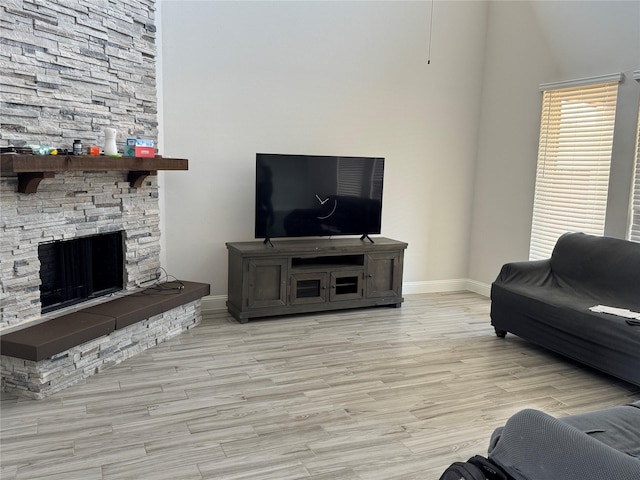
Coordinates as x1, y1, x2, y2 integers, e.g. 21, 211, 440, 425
1, 292, 638, 479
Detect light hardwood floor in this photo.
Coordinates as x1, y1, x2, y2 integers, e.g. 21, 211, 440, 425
1, 292, 638, 479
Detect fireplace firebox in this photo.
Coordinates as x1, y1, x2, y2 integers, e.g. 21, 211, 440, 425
39, 232, 124, 313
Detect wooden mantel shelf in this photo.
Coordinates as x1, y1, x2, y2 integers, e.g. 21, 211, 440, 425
0, 154, 188, 193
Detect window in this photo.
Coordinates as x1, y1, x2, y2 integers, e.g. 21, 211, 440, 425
628, 70, 640, 242
629, 91, 640, 243
529, 78, 620, 260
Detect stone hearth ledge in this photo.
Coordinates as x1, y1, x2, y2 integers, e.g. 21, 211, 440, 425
0, 281, 210, 399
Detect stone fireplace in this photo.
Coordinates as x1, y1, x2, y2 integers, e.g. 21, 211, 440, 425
0, 167, 210, 399
0, 170, 161, 331
0, 0, 163, 331
0, 1, 210, 399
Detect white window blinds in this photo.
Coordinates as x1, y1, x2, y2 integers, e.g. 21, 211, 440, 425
629, 99, 640, 243
529, 80, 619, 260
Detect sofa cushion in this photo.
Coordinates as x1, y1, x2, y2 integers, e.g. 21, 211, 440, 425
491, 282, 640, 385
493, 280, 640, 352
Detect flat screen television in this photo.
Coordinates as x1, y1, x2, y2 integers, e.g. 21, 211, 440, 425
255, 153, 384, 241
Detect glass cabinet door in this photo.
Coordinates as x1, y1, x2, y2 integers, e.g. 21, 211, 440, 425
329, 271, 364, 302
290, 272, 327, 305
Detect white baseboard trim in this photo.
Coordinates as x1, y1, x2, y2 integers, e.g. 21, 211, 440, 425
402, 279, 469, 295
201, 294, 228, 313
403, 279, 491, 297
465, 279, 491, 297
201, 279, 492, 313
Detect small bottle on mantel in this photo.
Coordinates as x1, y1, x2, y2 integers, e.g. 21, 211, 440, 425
73, 139, 82, 155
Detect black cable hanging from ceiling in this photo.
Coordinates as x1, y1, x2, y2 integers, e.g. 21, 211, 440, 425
428, 0, 434, 64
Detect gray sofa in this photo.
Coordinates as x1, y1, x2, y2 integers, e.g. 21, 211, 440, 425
488, 402, 640, 480
490, 232, 640, 386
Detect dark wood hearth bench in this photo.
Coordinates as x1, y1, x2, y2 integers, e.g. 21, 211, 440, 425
1, 281, 210, 361
0, 281, 210, 398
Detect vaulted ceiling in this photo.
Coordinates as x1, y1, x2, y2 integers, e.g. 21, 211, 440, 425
530, 0, 640, 78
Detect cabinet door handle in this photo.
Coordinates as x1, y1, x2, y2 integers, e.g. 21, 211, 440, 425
368, 274, 373, 278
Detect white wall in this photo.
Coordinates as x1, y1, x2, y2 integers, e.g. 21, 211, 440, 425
159, 0, 488, 295
467, 1, 556, 286
159, 0, 640, 296
468, 0, 640, 286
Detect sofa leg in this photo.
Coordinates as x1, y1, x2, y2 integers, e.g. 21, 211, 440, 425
494, 328, 507, 338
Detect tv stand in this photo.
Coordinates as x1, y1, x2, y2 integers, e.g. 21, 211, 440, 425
226, 237, 407, 323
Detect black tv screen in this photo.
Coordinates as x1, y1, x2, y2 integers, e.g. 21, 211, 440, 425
255, 153, 384, 240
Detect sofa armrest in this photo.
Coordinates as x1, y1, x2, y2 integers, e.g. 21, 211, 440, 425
488, 409, 640, 480
492, 259, 553, 290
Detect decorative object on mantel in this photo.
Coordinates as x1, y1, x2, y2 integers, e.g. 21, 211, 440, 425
125, 138, 155, 157
0, 154, 189, 194
73, 139, 83, 155
0, 146, 33, 155
104, 127, 118, 155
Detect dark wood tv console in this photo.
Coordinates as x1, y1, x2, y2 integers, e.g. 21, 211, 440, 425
226, 237, 407, 323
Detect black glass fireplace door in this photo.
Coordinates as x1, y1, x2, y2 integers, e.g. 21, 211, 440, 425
39, 232, 124, 313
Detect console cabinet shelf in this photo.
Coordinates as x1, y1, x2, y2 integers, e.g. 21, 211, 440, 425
226, 237, 407, 323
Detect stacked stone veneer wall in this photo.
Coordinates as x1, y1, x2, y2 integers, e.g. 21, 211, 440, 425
0, 172, 161, 328
0, 0, 158, 150
0, 0, 162, 328
1, 299, 201, 399
0, 1, 200, 399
